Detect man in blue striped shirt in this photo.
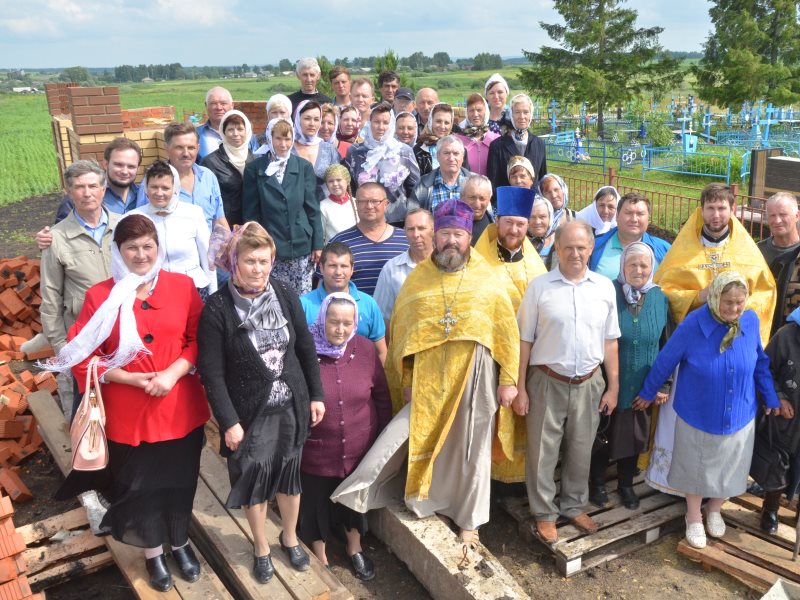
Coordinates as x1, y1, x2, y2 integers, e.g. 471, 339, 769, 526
329, 182, 409, 296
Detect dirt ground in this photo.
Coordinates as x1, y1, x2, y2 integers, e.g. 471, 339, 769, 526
3, 194, 752, 599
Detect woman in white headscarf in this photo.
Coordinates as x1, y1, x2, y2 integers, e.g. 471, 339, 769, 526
394, 111, 418, 147
484, 73, 513, 134
49, 213, 209, 593
243, 117, 322, 296
201, 109, 254, 227
344, 102, 420, 225
455, 93, 500, 176
254, 94, 293, 151
291, 100, 342, 199
538, 173, 574, 236
414, 102, 470, 176
133, 160, 216, 301
577, 185, 620, 236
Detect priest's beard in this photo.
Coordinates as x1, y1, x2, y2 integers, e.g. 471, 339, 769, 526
434, 245, 469, 272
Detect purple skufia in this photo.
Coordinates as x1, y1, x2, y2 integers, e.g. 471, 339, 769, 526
434, 199, 474, 233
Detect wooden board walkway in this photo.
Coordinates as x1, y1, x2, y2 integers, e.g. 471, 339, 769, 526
501, 474, 684, 576
29, 389, 352, 600
677, 494, 800, 594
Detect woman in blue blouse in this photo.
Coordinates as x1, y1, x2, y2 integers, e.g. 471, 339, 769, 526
634, 271, 780, 550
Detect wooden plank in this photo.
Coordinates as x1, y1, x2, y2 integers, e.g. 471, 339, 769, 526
198, 445, 332, 600
22, 529, 105, 575
730, 492, 797, 526
721, 501, 796, 549
18, 507, 89, 544
203, 422, 352, 600
165, 541, 233, 600
28, 550, 114, 590
370, 503, 529, 600
677, 539, 778, 594
715, 529, 800, 583
556, 502, 685, 560
189, 476, 292, 600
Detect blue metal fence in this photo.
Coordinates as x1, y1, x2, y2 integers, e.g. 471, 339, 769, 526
643, 147, 731, 183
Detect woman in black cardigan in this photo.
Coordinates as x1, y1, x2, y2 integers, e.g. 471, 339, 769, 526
197, 222, 325, 584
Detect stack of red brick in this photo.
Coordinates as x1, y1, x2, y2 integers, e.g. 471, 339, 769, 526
121, 106, 176, 130
0, 494, 43, 600
0, 256, 53, 364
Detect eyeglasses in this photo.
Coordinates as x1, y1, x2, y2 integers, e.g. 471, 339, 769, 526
356, 199, 387, 206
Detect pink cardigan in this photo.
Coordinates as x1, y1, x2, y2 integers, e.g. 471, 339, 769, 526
456, 131, 500, 176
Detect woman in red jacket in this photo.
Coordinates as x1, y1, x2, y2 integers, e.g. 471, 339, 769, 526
49, 213, 209, 593
298, 293, 391, 580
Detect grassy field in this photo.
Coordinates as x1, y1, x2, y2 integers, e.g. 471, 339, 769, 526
0, 65, 703, 206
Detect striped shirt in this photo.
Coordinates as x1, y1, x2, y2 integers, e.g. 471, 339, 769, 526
329, 226, 410, 296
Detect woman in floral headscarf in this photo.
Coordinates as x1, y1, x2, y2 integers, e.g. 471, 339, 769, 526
344, 102, 420, 225
634, 271, 780, 550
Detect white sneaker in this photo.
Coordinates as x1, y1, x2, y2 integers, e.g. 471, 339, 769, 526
685, 518, 706, 548
705, 511, 726, 538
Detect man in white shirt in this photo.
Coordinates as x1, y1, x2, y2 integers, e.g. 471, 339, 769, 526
515, 220, 620, 544
373, 208, 434, 331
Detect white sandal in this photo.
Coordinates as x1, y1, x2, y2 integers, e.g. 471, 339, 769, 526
705, 511, 726, 538
685, 517, 706, 549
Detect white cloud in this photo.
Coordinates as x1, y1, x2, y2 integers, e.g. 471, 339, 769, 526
0, 17, 59, 36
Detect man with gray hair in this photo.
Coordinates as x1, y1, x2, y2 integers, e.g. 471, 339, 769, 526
758, 191, 800, 336
413, 136, 474, 211
197, 86, 258, 158
414, 87, 439, 135
288, 57, 332, 113
40, 160, 120, 416
461, 174, 495, 245
516, 219, 620, 544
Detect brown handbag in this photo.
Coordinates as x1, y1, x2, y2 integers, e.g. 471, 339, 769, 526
70, 356, 108, 471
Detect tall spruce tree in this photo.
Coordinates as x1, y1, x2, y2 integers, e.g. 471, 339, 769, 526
520, 0, 682, 136
694, 0, 800, 107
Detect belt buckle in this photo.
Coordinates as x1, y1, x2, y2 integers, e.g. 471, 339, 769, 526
568, 374, 580, 385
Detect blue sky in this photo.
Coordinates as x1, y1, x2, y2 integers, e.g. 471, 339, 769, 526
0, 0, 713, 68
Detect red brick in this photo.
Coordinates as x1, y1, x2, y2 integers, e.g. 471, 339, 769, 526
71, 105, 106, 116
75, 124, 109, 135
102, 86, 120, 94
25, 347, 54, 362
0, 292, 23, 318
91, 115, 122, 125
0, 422, 23, 440
0, 556, 19, 584
67, 86, 103, 97
67, 95, 89, 106
89, 94, 120, 106
0, 469, 31, 503
0, 497, 13, 519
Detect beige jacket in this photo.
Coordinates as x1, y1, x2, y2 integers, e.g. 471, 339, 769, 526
40, 210, 119, 352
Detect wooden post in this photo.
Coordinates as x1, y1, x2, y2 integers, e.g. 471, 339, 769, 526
607, 166, 618, 189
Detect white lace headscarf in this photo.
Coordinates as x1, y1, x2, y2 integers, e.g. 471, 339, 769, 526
359, 109, 409, 192
263, 117, 293, 176
43, 213, 166, 373
293, 100, 323, 146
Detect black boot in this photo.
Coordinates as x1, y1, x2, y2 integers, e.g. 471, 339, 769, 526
618, 486, 640, 510
350, 552, 375, 581
253, 554, 274, 583
145, 554, 173, 592
760, 510, 779, 534
589, 482, 608, 507
171, 544, 201, 582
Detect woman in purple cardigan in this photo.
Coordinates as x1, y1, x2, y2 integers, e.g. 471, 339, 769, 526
298, 293, 391, 580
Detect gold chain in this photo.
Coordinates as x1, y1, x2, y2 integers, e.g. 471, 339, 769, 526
439, 267, 467, 338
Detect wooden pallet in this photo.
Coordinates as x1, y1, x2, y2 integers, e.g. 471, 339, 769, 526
677, 494, 800, 594
501, 475, 684, 576
19, 507, 114, 591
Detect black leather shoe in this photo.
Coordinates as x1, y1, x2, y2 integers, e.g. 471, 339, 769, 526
618, 486, 640, 510
172, 544, 201, 582
253, 554, 274, 583
279, 532, 310, 571
145, 554, 173, 592
761, 510, 779, 535
350, 551, 375, 581
589, 483, 608, 507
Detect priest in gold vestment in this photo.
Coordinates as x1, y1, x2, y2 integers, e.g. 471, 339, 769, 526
331, 199, 520, 547
644, 183, 776, 493
474, 186, 547, 484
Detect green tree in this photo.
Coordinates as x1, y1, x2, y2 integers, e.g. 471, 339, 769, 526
694, 0, 800, 107
406, 51, 428, 70
374, 49, 409, 88
473, 52, 503, 70
59, 66, 90, 83
520, 0, 682, 136
316, 55, 334, 97
432, 51, 451, 68
278, 58, 293, 72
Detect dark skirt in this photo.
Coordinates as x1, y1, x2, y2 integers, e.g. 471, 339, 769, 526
56, 426, 205, 549
225, 404, 302, 509
607, 407, 651, 461
298, 472, 368, 546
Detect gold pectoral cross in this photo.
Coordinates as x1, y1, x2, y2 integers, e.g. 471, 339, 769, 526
439, 308, 458, 337
698, 252, 731, 276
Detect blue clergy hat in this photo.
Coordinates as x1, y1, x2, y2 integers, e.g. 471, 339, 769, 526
496, 186, 535, 218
